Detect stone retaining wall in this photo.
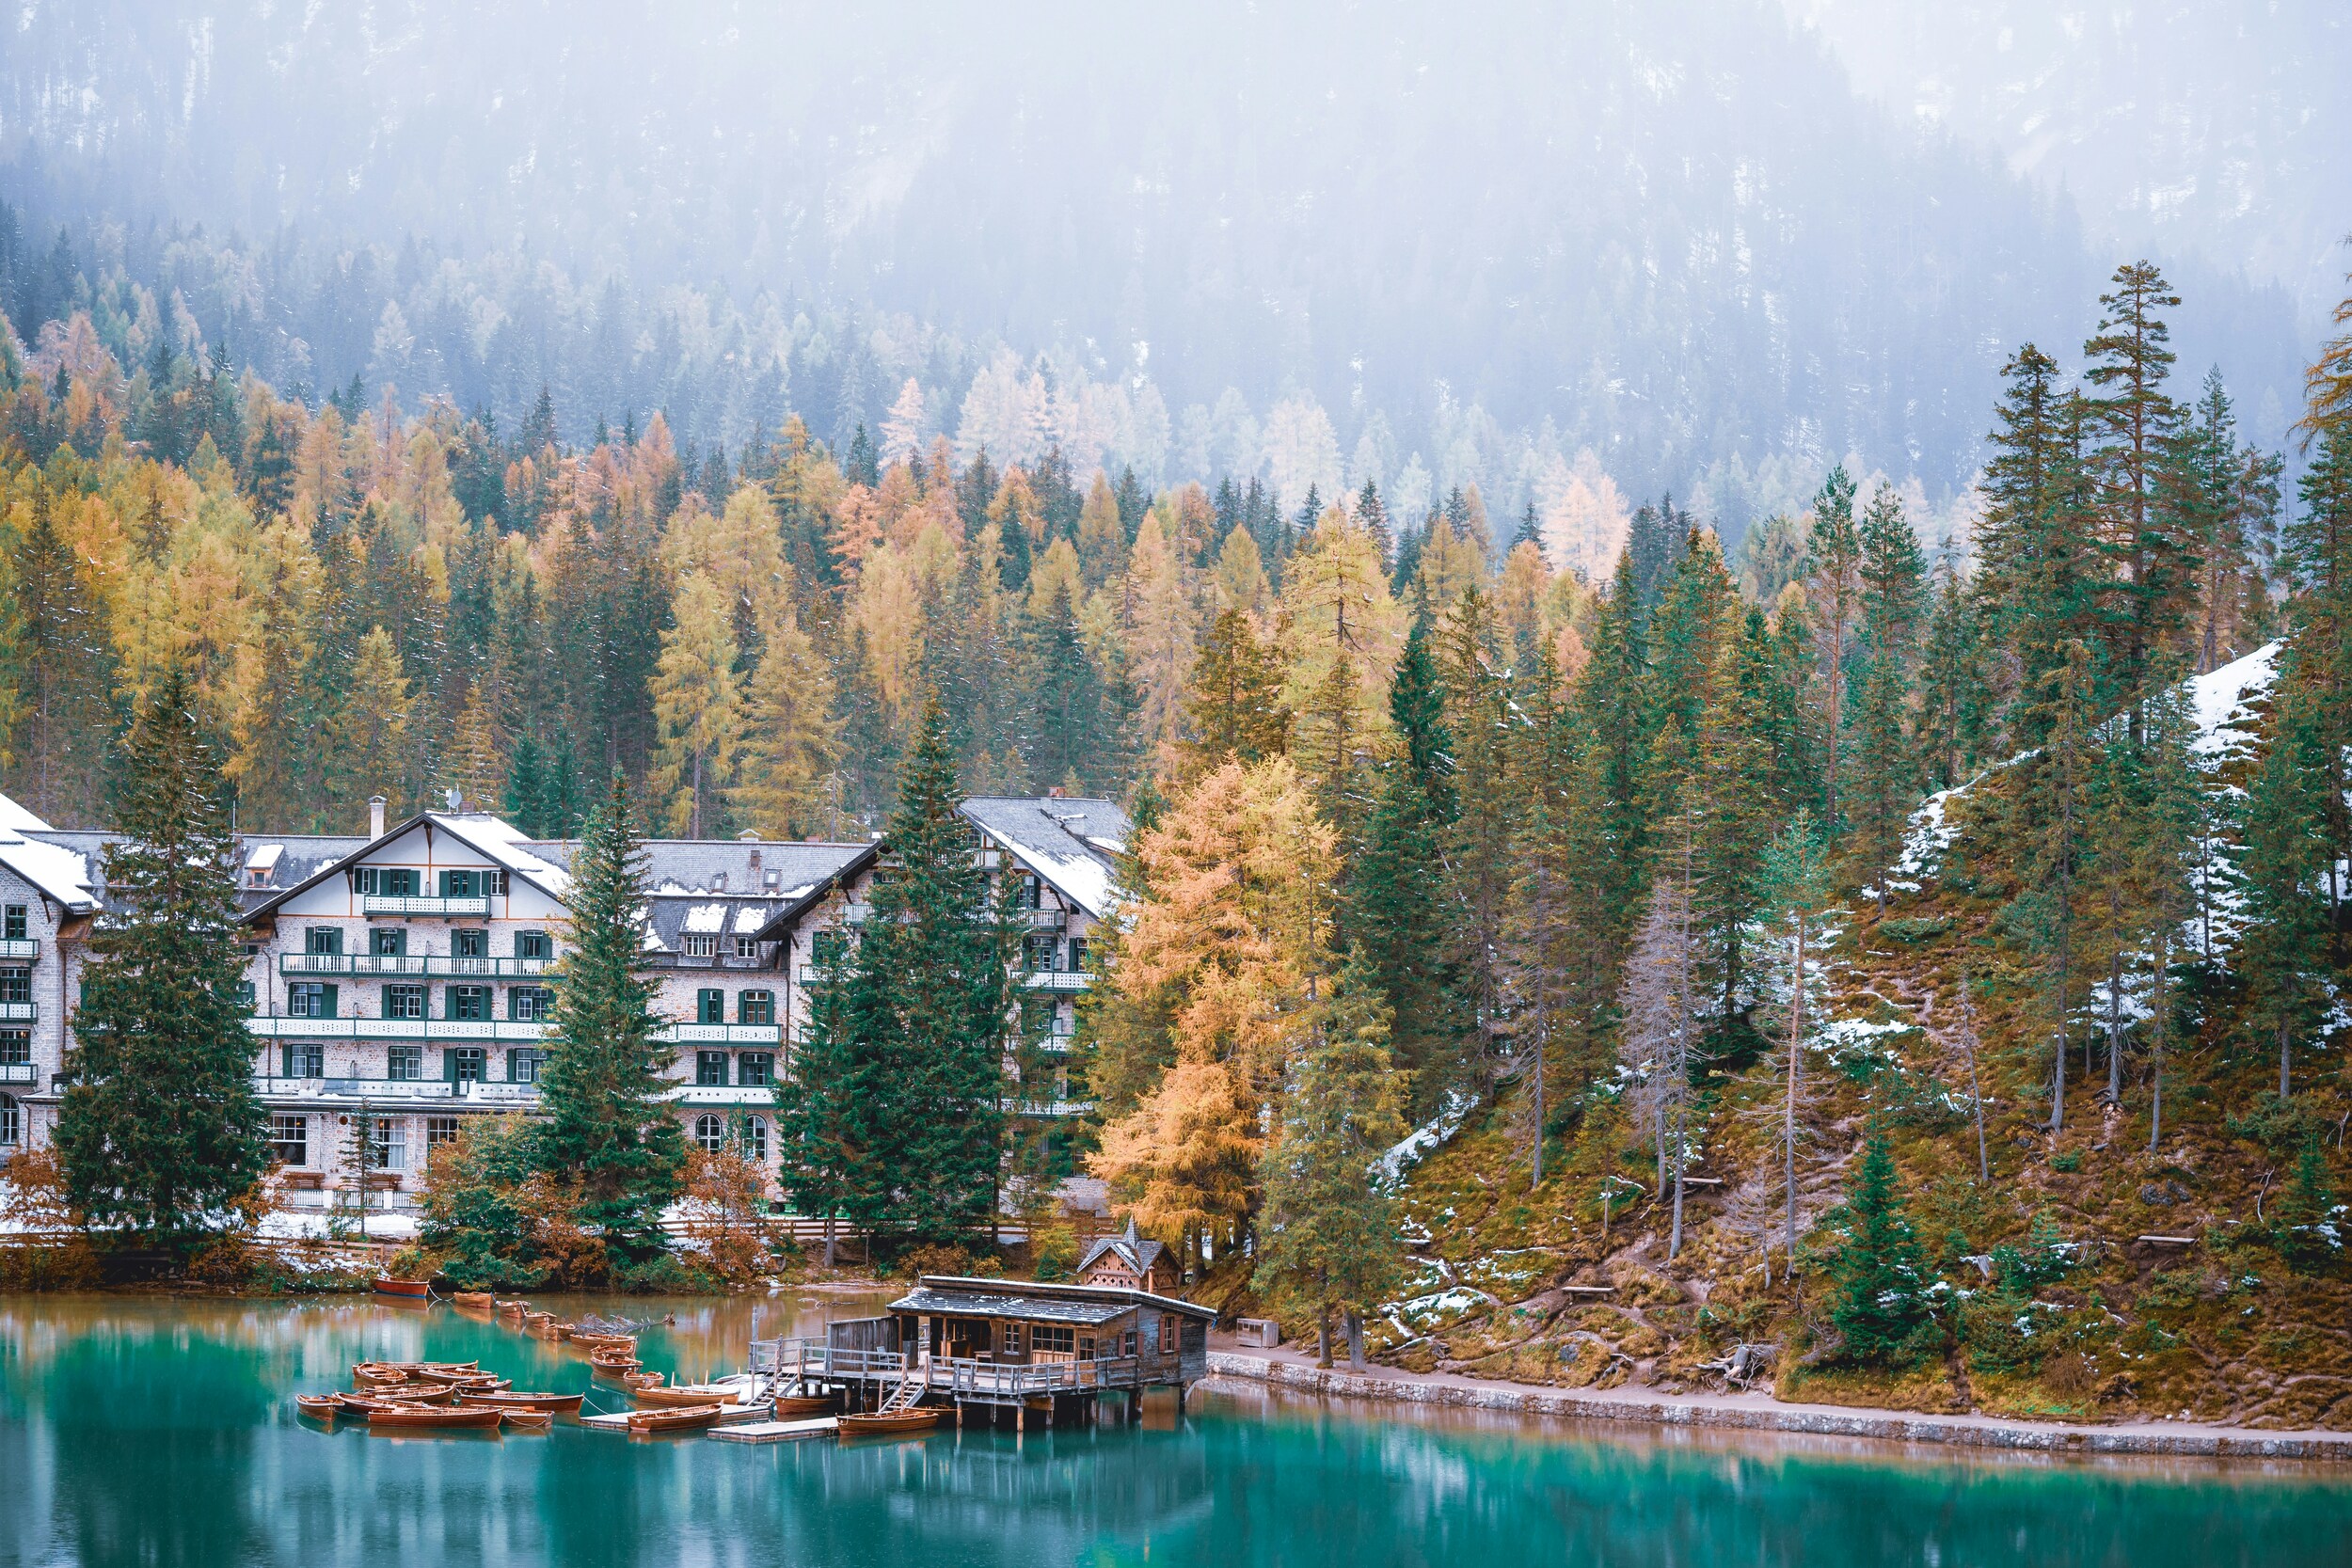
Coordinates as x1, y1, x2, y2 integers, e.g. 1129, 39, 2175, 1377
1204, 1352, 2352, 1462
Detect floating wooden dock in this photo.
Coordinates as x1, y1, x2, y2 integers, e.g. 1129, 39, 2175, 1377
709, 1417, 842, 1444
579, 1404, 772, 1433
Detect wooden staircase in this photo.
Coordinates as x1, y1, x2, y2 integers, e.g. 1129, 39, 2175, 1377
876, 1373, 926, 1416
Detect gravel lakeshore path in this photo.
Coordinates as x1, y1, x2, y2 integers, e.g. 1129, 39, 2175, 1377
1204, 1340, 2352, 1463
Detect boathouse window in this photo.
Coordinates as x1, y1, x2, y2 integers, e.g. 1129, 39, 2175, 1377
1030, 1325, 1075, 1357
383, 984, 426, 1021
270, 1114, 308, 1166
739, 990, 775, 1025
0, 1094, 19, 1146
697, 989, 725, 1024
371, 1118, 406, 1170
1122, 1331, 1138, 1357
425, 1116, 461, 1151
696, 1051, 729, 1086
288, 982, 337, 1019
386, 1045, 423, 1081
371, 927, 406, 958
0, 1030, 27, 1065
2, 905, 23, 941
1001, 1323, 1024, 1356
446, 984, 491, 1022
693, 1114, 726, 1153
305, 927, 342, 956
510, 986, 553, 1022
453, 928, 487, 959
515, 930, 553, 961
738, 1052, 773, 1086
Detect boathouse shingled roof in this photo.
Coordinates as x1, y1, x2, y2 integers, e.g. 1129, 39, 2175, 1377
891, 1275, 1216, 1322
1078, 1218, 1167, 1280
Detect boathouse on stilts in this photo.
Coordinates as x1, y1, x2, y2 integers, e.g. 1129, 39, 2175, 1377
754, 1276, 1215, 1431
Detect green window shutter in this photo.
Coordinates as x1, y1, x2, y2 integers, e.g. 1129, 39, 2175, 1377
442, 1048, 457, 1083
321, 984, 338, 1020
281, 1044, 293, 1078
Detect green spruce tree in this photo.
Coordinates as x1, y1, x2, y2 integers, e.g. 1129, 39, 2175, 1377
56, 665, 269, 1252
1826, 1125, 1931, 1366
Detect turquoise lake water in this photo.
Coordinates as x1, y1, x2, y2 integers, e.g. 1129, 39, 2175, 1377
0, 1294, 2342, 1567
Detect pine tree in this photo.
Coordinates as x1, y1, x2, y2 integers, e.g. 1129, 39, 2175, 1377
329, 626, 415, 817
803, 698, 1012, 1243
537, 771, 685, 1267
54, 665, 268, 1251
1803, 467, 1862, 832
2272, 1137, 2343, 1276
2239, 685, 2330, 1099
440, 677, 507, 812
1848, 483, 1926, 895
1825, 1126, 1931, 1366
14, 483, 114, 822
1252, 951, 1408, 1370
2084, 261, 2191, 706
1349, 614, 1459, 1116
1176, 608, 1290, 775
1437, 588, 1516, 1096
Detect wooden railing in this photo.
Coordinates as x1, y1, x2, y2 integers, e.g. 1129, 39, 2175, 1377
755, 1337, 1164, 1394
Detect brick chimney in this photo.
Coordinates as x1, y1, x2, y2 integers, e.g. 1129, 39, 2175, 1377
368, 796, 387, 838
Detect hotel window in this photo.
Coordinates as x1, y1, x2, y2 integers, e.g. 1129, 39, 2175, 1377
1024, 934, 1057, 973
697, 989, 725, 1025
0, 1094, 20, 1146
1068, 938, 1089, 972
383, 985, 426, 1021
738, 1052, 773, 1087
696, 1051, 730, 1087
305, 926, 343, 956
0, 1030, 27, 1065
739, 990, 774, 1026
288, 982, 338, 1019
357, 866, 419, 897
446, 985, 491, 1022
515, 930, 553, 961
439, 869, 504, 897
4, 904, 26, 941
284, 1044, 325, 1079
270, 1114, 309, 1166
0, 967, 30, 1005
508, 1049, 545, 1085
453, 928, 487, 959
386, 1045, 423, 1081
445, 1046, 486, 1084
734, 934, 759, 959
371, 1118, 406, 1170
371, 927, 406, 958
743, 1115, 769, 1163
693, 1114, 726, 1154
809, 931, 847, 969
681, 933, 716, 959
425, 1116, 462, 1151
511, 986, 553, 1022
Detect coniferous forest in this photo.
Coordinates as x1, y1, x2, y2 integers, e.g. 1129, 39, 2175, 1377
3, 204, 2351, 1418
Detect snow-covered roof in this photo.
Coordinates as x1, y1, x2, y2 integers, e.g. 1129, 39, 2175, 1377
427, 813, 571, 895
245, 842, 284, 872
682, 903, 729, 933
0, 791, 54, 833
960, 797, 1132, 919
0, 824, 99, 913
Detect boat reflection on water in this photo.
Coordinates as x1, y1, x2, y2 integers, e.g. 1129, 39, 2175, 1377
0, 1294, 2336, 1568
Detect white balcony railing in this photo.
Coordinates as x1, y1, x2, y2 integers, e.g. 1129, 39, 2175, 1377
361, 895, 492, 917
245, 1016, 549, 1043
0, 1001, 35, 1022
1023, 971, 1089, 992
280, 953, 555, 978
0, 1061, 37, 1085
256, 1073, 543, 1105
0, 939, 38, 959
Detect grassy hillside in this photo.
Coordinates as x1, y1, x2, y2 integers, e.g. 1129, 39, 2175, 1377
1368, 646, 2352, 1428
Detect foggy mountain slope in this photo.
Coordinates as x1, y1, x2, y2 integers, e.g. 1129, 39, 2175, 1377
0, 1, 2311, 490
1788, 0, 2352, 325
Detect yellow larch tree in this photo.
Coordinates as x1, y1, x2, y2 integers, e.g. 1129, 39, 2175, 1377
650, 571, 742, 838
1121, 512, 1200, 766
1087, 755, 1339, 1269
1279, 504, 1402, 797
730, 590, 841, 838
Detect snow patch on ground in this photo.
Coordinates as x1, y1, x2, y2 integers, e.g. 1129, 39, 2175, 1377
1377, 1090, 1478, 1187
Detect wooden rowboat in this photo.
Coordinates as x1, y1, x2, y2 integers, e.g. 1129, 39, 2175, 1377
624, 1402, 724, 1434
839, 1408, 946, 1435
372, 1276, 432, 1299
621, 1371, 665, 1389
335, 1392, 445, 1415
588, 1349, 642, 1369
771, 1392, 844, 1418
495, 1300, 529, 1315
451, 1291, 496, 1309
457, 1391, 585, 1415
629, 1382, 759, 1409
294, 1393, 344, 1419
355, 1360, 479, 1378
572, 1335, 637, 1354
499, 1409, 554, 1432
367, 1402, 505, 1430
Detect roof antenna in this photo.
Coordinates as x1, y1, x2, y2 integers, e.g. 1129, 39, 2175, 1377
446, 786, 462, 812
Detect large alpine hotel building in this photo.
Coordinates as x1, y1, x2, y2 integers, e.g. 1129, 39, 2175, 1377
0, 790, 1127, 1212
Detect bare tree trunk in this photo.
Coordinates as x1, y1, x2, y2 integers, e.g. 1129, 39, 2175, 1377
1316, 1306, 1333, 1370
1784, 912, 1804, 1280
2280, 1022, 2292, 1100
822, 1212, 836, 1268
2105, 946, 2125, 1104
2148, 938, 2168, 1155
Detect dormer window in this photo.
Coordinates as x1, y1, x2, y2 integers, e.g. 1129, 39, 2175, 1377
681, 934, 716, 959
